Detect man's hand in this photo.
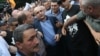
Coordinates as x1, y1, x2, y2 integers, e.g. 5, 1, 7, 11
9, 45, 17, 54
55, 34, 61, 42
37, 31, 43, 37
56, 22, 63, 28
62, 27, 67, 36
35, 29, 43, 37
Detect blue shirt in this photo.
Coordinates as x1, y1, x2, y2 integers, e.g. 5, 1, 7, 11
45, 7, 64, 23
0, 36, 11, 56
40, 19, 56, 46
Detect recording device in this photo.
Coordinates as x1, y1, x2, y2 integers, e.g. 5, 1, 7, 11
0, 0, 12, 20
0, 0, 11, 13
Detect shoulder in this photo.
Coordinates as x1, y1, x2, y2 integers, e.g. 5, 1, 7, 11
0, 36, 8, 45
32, 18, 40, 28
0, 45, 11, 56
59, 7, 64, 12
47, 16, 57, 20
72, 5, 80, 9
33, 18, 39, 23
45, 9, 52, 15
46, 16, 58, 23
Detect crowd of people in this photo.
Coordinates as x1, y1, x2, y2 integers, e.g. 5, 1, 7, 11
0, 0, 100, 56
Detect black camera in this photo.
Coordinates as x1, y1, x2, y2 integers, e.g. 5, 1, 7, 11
0, 2, 12, 16
0, 1, 12, 20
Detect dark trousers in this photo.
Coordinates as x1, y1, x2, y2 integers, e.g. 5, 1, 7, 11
46, 45, 57, 56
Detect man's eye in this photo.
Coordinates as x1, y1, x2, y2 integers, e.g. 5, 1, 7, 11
29, 38, 33, 41
40, 10, 43, 12
36, 12, 39, 14
29, 36, 35, 41
29, 33, 37, 41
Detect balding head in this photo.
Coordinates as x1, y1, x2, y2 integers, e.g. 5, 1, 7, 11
17, 11, 33, 24
23, 11, 33, 24
40, 6, 46, 11
23, 11, 31, 16
34, 6, 46, 20
12, 10, 20, 18
34, 6, 46, 15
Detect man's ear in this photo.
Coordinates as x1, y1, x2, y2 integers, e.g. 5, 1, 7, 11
15, 42, 23, 50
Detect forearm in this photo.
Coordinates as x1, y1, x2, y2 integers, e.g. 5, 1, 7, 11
63, 15, 78, 28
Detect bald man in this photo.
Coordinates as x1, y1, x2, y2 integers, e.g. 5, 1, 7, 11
33, 6, 61, 56
11, 10, 20, 19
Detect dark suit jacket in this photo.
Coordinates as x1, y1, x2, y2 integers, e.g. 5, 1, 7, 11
33, 16, 60, 36
33, 16, 61, 45
33, 16, 61, 56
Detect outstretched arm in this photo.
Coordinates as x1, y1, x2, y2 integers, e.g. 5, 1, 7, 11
62, 11, 86, 36
62, 15, 78, 36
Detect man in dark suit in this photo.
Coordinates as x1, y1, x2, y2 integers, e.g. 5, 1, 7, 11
33, 6, 61, 56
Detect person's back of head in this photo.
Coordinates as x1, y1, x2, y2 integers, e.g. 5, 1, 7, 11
8, 17, 18, 26
7, 17, 18, 31
23, 11, 34, 24
17, 11, 27, 25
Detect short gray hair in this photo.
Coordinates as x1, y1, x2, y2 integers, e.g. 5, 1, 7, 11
81, 0, 100, 7
13, 24, 34, 43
